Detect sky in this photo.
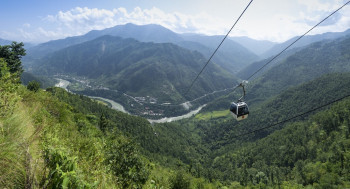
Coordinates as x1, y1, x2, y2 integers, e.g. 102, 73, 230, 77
1, 0, 350, 43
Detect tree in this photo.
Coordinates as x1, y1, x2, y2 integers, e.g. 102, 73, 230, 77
105, 135, 149, 188
0, 59, 21, 117
27, 80, 40, 92
0, 42, 26, 74
99, 114, 110, 132
170, 171, 190, 189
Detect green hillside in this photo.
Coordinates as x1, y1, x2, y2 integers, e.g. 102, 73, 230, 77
208, 96, 350, 188
25, 24, 258, 73
3, 65, 350, 188
147, 72, 350, 187
205, 35, 350, 112
2, 33, 350, 188
0, 52, 220, 188
33, 35, 236, 103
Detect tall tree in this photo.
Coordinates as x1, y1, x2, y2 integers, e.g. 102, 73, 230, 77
0, 42, 26, 74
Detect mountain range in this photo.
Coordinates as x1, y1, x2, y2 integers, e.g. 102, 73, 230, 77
230, 36, 277, 55
0, 38, 12, 46
18, 23, 350, 117
2, 21, 350, 188
262, 28, 350, 58
25, 23, 258, 73
33, 35, 236, 103
204, 33, 350, 113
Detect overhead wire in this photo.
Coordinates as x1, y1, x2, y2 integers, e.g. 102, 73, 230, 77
143, 0, 350, 110
184, 0, 254, 96
226, 1, 350, 137
245, 0, 350, 81
232, 93, 350, 138
83, 1, 349, 116
225, 0, 350, 99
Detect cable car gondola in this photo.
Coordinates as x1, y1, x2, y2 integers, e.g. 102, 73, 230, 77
230, 81, 249, 121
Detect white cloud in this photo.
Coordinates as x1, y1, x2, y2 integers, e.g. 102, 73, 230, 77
298, 0, 344, 12
23, 23, 31, 28
4, 1, 350, 43
36, 6, 230, 42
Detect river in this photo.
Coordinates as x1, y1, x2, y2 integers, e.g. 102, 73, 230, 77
147, 104, 206, 123
55, 78, 205, 123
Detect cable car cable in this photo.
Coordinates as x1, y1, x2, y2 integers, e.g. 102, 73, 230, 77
225, 0, 350, 114
232, 93, 350, 138
184, 0, 254, 96
245, 0, 350, 81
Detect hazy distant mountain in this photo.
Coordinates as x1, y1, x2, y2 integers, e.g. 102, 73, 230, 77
230, 36, 277, 55
180, 34, 259, 72
262, 29, 350, 58
205, 34, 350, 110
0, 38, 35, 50
0, 38, 12, 45
237, 29, 350, 80
237, 47, 302, 80
86, 23, 183, 43
33, 35, 236, 102
26, 23, 258, 73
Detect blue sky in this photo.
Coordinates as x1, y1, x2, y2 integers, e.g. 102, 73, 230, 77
1, 0, 349, 43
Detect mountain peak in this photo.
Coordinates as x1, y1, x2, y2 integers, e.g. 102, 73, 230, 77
98, 23, 183, 43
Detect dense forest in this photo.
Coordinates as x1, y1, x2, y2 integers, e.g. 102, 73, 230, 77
1, 31, 350, 188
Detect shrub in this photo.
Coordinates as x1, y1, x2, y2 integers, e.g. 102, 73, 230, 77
27, 81, 40, 92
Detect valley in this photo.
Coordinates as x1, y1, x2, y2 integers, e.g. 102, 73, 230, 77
1, 2, 350, 187
55, 77, 212, 122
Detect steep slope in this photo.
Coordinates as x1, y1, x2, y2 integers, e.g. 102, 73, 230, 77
199, 73, 350, 146
245, 35, 350, 104
262, 28, 350, 58
137, 72, 350, 186
207, 34, 350, 111
208, 95, 350, 187
26, 23, 182, 59
238, 29, 350, 80
237, 47, 302, 80
20, 72, 56, 89
86, 23, 183, 43
25, 23, 258, 73
181, 34, 259, 72
33, 35, 236, 103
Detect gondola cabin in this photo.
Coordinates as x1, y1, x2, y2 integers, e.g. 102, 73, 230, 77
230, 101, 249, 121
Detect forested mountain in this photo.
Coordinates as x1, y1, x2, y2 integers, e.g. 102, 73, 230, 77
20, 72, 56, 88
207, 96, 350, 187
33, 35, 236, 103
86, 23, 183, 43
180, 34, 258, 72
208, 34, 350, 111
262, 28, 350, 58
25, 24, 182, 59
165, 72, 350, 187
2, 31, 350, 188
237, 47, 302, 80
245, 35, 350, 104
25, 23, 258, 73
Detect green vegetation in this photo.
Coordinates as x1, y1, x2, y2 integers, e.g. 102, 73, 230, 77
208, 97, 350, 187
195, 110, 230, 120
0, 42, 26, 74
207, 35, 350, 112
32, 35, 237, 103
3, 35, 350, 188
27, 80, 40, 92
21, 72, 56, 89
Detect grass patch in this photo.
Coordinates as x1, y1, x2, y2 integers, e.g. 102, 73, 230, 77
195, 110, 230, 120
